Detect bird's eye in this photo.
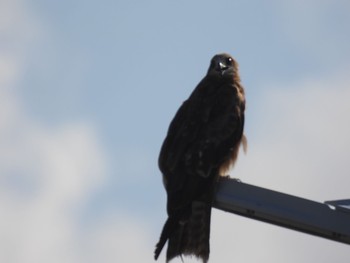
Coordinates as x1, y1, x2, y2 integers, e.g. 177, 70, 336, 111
226, 57, 233, 65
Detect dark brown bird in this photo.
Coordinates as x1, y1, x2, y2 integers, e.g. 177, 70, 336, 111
154, 53, 246, 263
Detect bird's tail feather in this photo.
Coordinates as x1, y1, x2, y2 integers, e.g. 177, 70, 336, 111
163, 201, 212, 263
154, 216, 177, 261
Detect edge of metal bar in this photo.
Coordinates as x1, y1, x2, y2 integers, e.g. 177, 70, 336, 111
213, 178, 350, 245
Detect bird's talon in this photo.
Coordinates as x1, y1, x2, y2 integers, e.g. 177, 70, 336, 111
232, 177, 242, 182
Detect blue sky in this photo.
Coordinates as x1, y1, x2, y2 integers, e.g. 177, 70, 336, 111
1, 0, 350, 262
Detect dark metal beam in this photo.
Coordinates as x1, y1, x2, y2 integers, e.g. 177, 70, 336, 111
213, 177, 350, 245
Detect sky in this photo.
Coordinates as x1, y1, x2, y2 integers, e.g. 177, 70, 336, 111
1, 0, 350, 262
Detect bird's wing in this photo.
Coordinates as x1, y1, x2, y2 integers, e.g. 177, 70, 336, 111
158, 93, 202, 182
159, 80, 244, 191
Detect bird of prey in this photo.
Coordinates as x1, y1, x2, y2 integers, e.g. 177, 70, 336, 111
154, 53, 246, 263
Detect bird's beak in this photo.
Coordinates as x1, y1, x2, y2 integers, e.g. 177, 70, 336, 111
218, 62, 227, 70
217, 62, 228, 75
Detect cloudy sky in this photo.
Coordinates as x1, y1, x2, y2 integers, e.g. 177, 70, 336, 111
1, 0, 350, 262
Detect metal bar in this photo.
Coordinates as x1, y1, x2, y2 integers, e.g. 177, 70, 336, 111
213, 178, 350, 245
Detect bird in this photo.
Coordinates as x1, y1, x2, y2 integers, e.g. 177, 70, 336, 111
154, 53, 246, 263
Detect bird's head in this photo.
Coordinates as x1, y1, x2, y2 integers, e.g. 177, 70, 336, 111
207, 53, 239, 80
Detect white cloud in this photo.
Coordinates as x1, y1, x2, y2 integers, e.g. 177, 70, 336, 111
237, 69, 350, 200
0, 0, 45, 66
82, 214, 155, 263
0, 54, 18, 88
0, 1, 108, 262
210, 209, 350, 263
0, 89, 108, 263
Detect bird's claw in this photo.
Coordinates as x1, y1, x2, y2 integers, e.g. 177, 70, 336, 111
232, 177, 242, 182
221, 175, 242, 182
